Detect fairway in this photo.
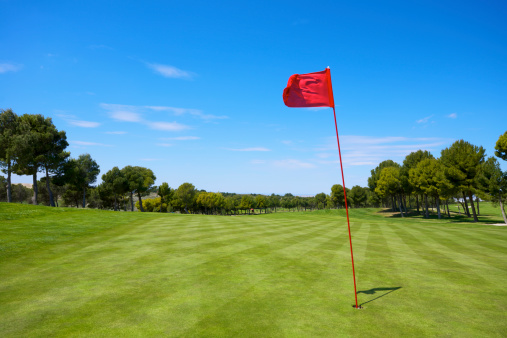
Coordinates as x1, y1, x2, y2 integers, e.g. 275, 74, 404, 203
1, 204, 506, 337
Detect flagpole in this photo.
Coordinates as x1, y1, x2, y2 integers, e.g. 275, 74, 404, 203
332, 106, 360, 309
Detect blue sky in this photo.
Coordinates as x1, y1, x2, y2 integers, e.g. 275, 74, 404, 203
1, 0, 506, 195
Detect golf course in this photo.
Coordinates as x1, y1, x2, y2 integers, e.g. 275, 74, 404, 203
1, 203, 506, 337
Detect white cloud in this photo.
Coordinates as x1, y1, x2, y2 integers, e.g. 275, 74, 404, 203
68, 120, 101, 128
146, 63, 194, 79
0, 63, 22, 73
156, 143, 172, 147
447, 113, 457, 119
416, 115, 434, 123
148, 121, 190, 131
273, 159, 316, 169
226, 147, 271, 152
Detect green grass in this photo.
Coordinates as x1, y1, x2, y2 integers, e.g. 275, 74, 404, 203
1, 203, 506, 337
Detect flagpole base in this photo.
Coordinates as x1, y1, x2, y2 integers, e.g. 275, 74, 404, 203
353, 305, 364, 309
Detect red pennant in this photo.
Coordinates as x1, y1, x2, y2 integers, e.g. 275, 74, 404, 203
283, 68, 334, 108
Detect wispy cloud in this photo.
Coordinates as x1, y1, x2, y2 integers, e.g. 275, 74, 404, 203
156, 143, 172, 147
57, 114, 101, 128
447, 113, 457, 119
105, 131, 127, 135
68, 120, 101, 128
101, 104, 143, 122
101, 103, 193, 131
317, 135, 450, 167
146, 106, 227, 120
273, 159, 316, 169
146, 63, 194, 79
0, 63, 22, 73
416, 115, 434, 124
72, 141, 113, 147
159, 136, 200, 141
148, 121, 189, 131
226, 147, 271, 152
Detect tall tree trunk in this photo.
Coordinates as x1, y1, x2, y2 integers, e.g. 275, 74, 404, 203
130, 192, 134, 211
468, 190, 478, 222
138, 192, 144, 212
6, 161, 12, 203
416, 195, 420, 214
82, 187, 86, 208
45, 167, 55, 207
425, 194, 429, 219
462, 192, 470, 217
499, 197, 507, 224
398, 195, 404, 217
32, 172, 38, 205
436, 197, 441, 219
476, 197, 480, 215
446, 200, 451, 218
391, 196, 395, 212
408, 193, 412, 208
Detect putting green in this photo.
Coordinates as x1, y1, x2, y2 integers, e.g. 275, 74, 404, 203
1, 203, 506, 336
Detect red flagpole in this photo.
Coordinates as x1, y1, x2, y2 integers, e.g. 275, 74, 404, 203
333, 106, 359, 309
327, 68, 360, 309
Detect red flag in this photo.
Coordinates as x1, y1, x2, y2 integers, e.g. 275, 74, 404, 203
283, 68, 334, 108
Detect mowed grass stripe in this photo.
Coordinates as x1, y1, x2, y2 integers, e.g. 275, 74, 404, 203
0, 216, 338, 296
389, 223, 490, 285
404, 225, 507, 273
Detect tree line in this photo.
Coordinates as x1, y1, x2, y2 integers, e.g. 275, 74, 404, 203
2, 108, 505, 221
366, 134, 507, 223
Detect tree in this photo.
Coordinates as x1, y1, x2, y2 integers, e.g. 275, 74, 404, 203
239, 195, 253, 213
402, 150, 434, 212
269, 194, 281, 212
410, 158, 450, 219
158, 182, 173, 213
102, 167, 129, 211
495, 131, 507, 161
0, 176, 6, 201
314, 192, 327, 210
38, 120, 69, 207
255, 195, 267, 213
176, 182, 196, 213
349, 186, 367, 208
375, 166, 404, 217
330, 184, 345, 208
13, 114, 56, 205
122, 166, 156, 212
478, 157, 507, 224
440, 140, 485, 222
73, 154, 100, 208
0, 109, 19, 202
368, 160, 401, 209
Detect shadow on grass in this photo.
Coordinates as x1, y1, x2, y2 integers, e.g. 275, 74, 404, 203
354, 287, 402, 307
377, 208, 503, 224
